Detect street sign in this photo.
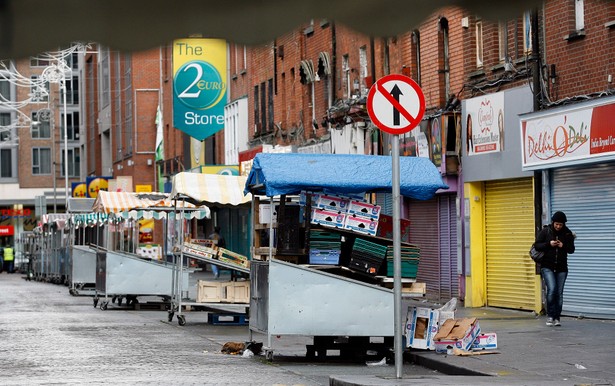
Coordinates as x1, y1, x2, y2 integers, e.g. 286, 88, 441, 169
367, 74, 425, 135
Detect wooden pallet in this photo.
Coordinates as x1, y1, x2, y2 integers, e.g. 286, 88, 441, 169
207, 313, 248, 326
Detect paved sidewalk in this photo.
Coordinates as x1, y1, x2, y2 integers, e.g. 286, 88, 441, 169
1, 271, 614, 385
332, 301, 615, 385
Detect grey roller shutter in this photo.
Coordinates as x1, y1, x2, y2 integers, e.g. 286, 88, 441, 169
551, 163, 615, 319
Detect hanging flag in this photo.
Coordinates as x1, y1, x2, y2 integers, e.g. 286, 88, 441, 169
155, 104, 164, 162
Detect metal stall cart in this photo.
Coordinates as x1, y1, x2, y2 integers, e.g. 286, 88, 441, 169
91, 191, 206, 310
167, 172, 253, 326
37, 214, 72, 284
67, 197, 98, 295
244, 153, 447, 360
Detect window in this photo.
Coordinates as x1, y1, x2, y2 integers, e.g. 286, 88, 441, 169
253, 85, 260, 134
31, 111, 51, 138
0, 148, 13, 178
61, 111, 80, 141
100, 48, 111, 108
440, 18, 451, 101
523, 12, 533, 54
359, 46, 368, 96
86, 57, 96, 173
498, 21, 508, 63
30, 76, 49, 102
475, 20, 483, 68
575, 0, 585, 30
412, 30, 421, 85
0, 112, 11, 142
61, 147, 80, 178
0, 77, 10, 100
123, 54, 133, 156
342, 54, 350, 98
32, 148, 51, 175
64, 76, 79, 105
66, 52, 79, 70
30, 56, 51, 67
267, 79, 274, 132
260, 81, 266, 133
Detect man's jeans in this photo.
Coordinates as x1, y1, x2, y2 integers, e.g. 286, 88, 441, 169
541, 268, 568, 320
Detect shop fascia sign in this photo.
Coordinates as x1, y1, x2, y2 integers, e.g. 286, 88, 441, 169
520, 97, 615, 170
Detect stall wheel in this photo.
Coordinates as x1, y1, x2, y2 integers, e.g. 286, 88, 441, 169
167, 312, 175, 322
100, 301, 108, 310
177, 315, 186, 326
93, 298, 99, 308
265, 349, 274, 362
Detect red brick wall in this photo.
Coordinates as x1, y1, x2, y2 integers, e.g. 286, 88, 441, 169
544, 0, 615, 100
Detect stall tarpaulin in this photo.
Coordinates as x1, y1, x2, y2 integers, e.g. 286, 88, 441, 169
244, 153, 448, 199
170, 172, 252, 206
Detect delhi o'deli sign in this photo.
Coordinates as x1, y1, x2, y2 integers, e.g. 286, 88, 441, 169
367, 74, 425, 135
173, 38, 227, 141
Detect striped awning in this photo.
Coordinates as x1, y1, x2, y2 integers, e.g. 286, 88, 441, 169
92, 191, 210, 217
40, 213, 72, 229
170, 172, 252, 206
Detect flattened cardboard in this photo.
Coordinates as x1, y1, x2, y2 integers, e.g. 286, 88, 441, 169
433, 317, 481, 354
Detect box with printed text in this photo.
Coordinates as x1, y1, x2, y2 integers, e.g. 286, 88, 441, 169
433, 318, 481, 354
310, 209, 346, 229
343, 214, 378, 236
314, 194, 350, 213
347, 200, 381, 219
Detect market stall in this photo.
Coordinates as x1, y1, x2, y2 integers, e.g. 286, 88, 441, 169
244, 153, 447, 360
90, 191, 209, 310
167, 172, 252, 326
35, 213, 72, 284
66, 197, 98, 296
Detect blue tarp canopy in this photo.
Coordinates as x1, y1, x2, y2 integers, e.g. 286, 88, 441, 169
244, 153, 448, 200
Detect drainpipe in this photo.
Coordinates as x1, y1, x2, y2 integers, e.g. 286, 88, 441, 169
531, 8, 541, 112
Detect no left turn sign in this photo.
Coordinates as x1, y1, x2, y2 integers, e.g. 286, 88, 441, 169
367, 74, 425, 135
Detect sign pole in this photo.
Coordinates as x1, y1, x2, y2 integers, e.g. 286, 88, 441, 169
391, 134, 403, 379
366, 73, 425, 379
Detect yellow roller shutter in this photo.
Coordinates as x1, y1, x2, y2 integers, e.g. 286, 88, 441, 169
484, 178, 538, 311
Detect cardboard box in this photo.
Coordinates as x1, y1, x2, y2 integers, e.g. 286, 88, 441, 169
258, 204, 278, 224
471, 332, 498, 350
405, 307, 440, 350
299, 191, 320, 207
347, 200, 381, 220
433, 318, 481, 354
314, 194, 350, 213
310, 209, 346, 228
343, 215, 378, 236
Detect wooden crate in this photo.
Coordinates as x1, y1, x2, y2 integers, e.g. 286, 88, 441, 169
218, 248, 250, 268
196, 280, 223, 303
222, 281, 250, 303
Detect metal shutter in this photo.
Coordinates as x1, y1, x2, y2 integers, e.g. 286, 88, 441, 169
407, 198, 440, 300
438, 195, 459, 300
485, 178, 537, 310
551, 163, 615, 319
